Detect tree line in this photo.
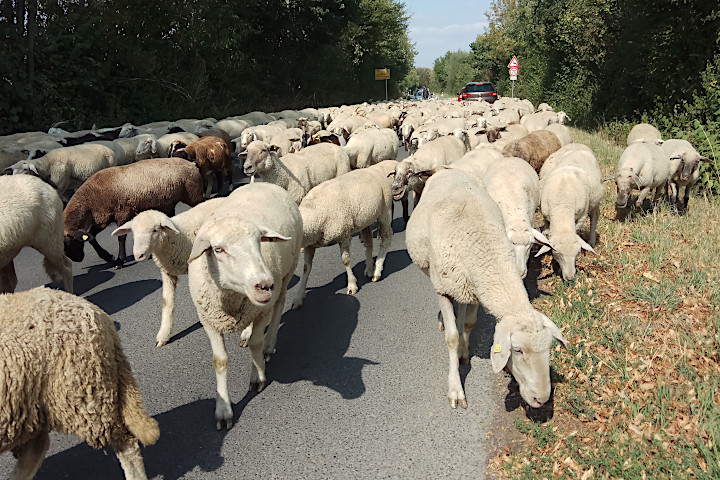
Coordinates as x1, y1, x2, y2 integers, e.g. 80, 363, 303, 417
0, 0, 415, 135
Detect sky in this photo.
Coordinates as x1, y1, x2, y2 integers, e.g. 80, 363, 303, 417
406, 0, 494, 68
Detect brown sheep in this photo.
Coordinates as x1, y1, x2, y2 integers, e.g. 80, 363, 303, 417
175, 136, 234, 198
0, 287, 159, 479
63, 157, 204, 268
502, 130, 561, 173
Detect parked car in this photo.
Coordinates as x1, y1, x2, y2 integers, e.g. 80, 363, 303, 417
415, 89, 424, 100
458, 82, 497, 103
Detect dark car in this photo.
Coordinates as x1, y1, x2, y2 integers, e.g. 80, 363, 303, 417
458, 82, 497, 103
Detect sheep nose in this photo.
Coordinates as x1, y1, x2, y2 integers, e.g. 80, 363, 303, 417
136, 253, 146, 261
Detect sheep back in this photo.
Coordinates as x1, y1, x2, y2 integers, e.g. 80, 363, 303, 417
502, 130, 562, 173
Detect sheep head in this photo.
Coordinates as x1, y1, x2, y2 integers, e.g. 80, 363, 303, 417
614, 170, 640, 208
535, 232, 595, 282
491, 311, 567, 408
243, 141, 278, 176
112, 210, 179, 262
135, 135, 158, 157
188, 217, 290, 306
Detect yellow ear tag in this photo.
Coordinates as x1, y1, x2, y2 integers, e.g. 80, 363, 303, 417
390, 173, 395, 178
493, 344, 502, 354
82, 235, 89, 240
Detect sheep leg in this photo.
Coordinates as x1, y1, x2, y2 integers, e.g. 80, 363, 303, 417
113, 436, 148, 480
401, 195, 409, 223
248, 317, 269, 392
204, 326, 233, 430
456, 303, 468, 363
682, 185, 692, 211
291, 246, 315, 309
10, 430, 49, 480
635, 186, 651, 207
372, 214, 393, 282
114, 234, 128, 268
204, 174, 213, 198
263, 272, 293, 361
238, 323, 253, 348
359, 226, 375, 279
155, 271, 177, 347
40, 250, 73, 294
226, 167, 234, 193
668, 181, 679, 207
0, 261, 18, 294
588, 206, 600, 248
88, 236, 115, 264
339, 238, 358, 294
461, 304, 479, 365
438, 294, 466, 409
214, 171, 223, 195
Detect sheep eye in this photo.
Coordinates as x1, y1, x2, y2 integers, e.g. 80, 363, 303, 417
213, 246, 225, 254
513, 348, 524, 355
152, 227, 159, 233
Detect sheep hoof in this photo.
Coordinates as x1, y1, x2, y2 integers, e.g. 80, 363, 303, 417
460, 355, 470, 365
458, 399, 468, 409
347, 286, 358, 295
155, 339, 167, 348
371, 275, 381, 282
249, 380, 265, 392
291, 299, 303, 310
216, 418, 233, 430
113, 258, 125, 269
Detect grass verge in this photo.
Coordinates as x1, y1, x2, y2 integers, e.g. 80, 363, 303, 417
489, 127, 720, 478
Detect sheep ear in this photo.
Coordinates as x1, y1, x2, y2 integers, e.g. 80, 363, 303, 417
160, 217, 180, 234
700, 156, 711, 163
602, 174, 617, 182
259, 227, 291, 242
112, 221, 133, 236
188, 235, 211, 263
578, 235, 597, 254
532, 229, 552, 248
26, 163, 40, 177
535, 244, 552, 257
268, 145, 280, 152
491, 321, 512, 373
151, 138, 158, 154
387, 171, 396, 178
539, 313, 568, 349
669, 154, 682, 161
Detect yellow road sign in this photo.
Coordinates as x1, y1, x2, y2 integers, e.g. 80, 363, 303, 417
375, 68, 390, 80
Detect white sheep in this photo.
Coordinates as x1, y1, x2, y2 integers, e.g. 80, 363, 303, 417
0, 287, 159, 480
90, 133, 158, 166
236, 125, 285, 153
292, 160, 396, 308
187, 182, 303, 429
344, 127, 399, 169
135, 132, 199, 158
0, 174, 73, 293
661, 139, 711, 211
213, 118, 251, 138
537, 148, 604, 281
242, 140, 352, 204
544, 123, 572, 147
405, 168, 567, 409
267, 127, 304, 156
627, 123, 663, 146
4, 143, 116, 200
481, 157, 552, 278
613, 141, 671, 209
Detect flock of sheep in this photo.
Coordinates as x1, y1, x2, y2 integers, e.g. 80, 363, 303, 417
0, 96, 708, 479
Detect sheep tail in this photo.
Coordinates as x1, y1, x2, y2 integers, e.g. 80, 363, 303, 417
114, 334, 160, 446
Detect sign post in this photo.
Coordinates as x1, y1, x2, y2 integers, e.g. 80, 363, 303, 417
507, 56, 519, 98
375, 69, 390, 100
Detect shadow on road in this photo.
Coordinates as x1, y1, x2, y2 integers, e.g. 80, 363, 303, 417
71, 268, 115, 296
271, 285, 377, 400
86, 279, 162, 315
36, 399, 229, 480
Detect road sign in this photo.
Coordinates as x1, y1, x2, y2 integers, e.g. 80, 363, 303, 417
507, 56, 519, 68
510, 74, 518, 81
375, 68, 390, 80
509, 66, 519, 76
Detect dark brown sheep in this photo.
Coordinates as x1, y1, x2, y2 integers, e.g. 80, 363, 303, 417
63, 157, 204, 268
175, 136, 234, 198
502, 130, 561, 173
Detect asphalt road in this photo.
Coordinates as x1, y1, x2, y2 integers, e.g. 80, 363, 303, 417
0, 147, 517, 480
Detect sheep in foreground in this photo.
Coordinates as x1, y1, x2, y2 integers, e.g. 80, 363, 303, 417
344, 127, 398, 169
174, 136, 233, 197
0, 175, 73, 293
502, 130, 562, 173
242, 140, 351, 204
187, 183, 302, 429
627, 123, 663, 146
406, 168, 567, 409
537, 148, 604, 281
0, 287, 159, 480
390, 131, 470, 222
4, 143, 116, 200
447, 147, 506, 180
662, 139, 710, 212
292, 160, 396, 308
481, 157, 552, 279
613, 141, 670, 209
63, 157, 204, 268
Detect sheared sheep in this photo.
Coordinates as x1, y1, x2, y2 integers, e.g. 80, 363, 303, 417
187, 182, 302, 429
344, 128, 399, 169
406, 168, 567, 409
0, 174, 73, 293
544, 124, 572, 147
502, 130, 562, 173
63, 157, 204, 268
613, 141, 671, 209
0, 287, 159, 480
662, 139, 711, 212
174, 136, 233, 197
292, 160, 396, 308
537, 148, 604, 281
242, 140, 351, 204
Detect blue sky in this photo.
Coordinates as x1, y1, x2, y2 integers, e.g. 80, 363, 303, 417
405, 0, 494, 68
